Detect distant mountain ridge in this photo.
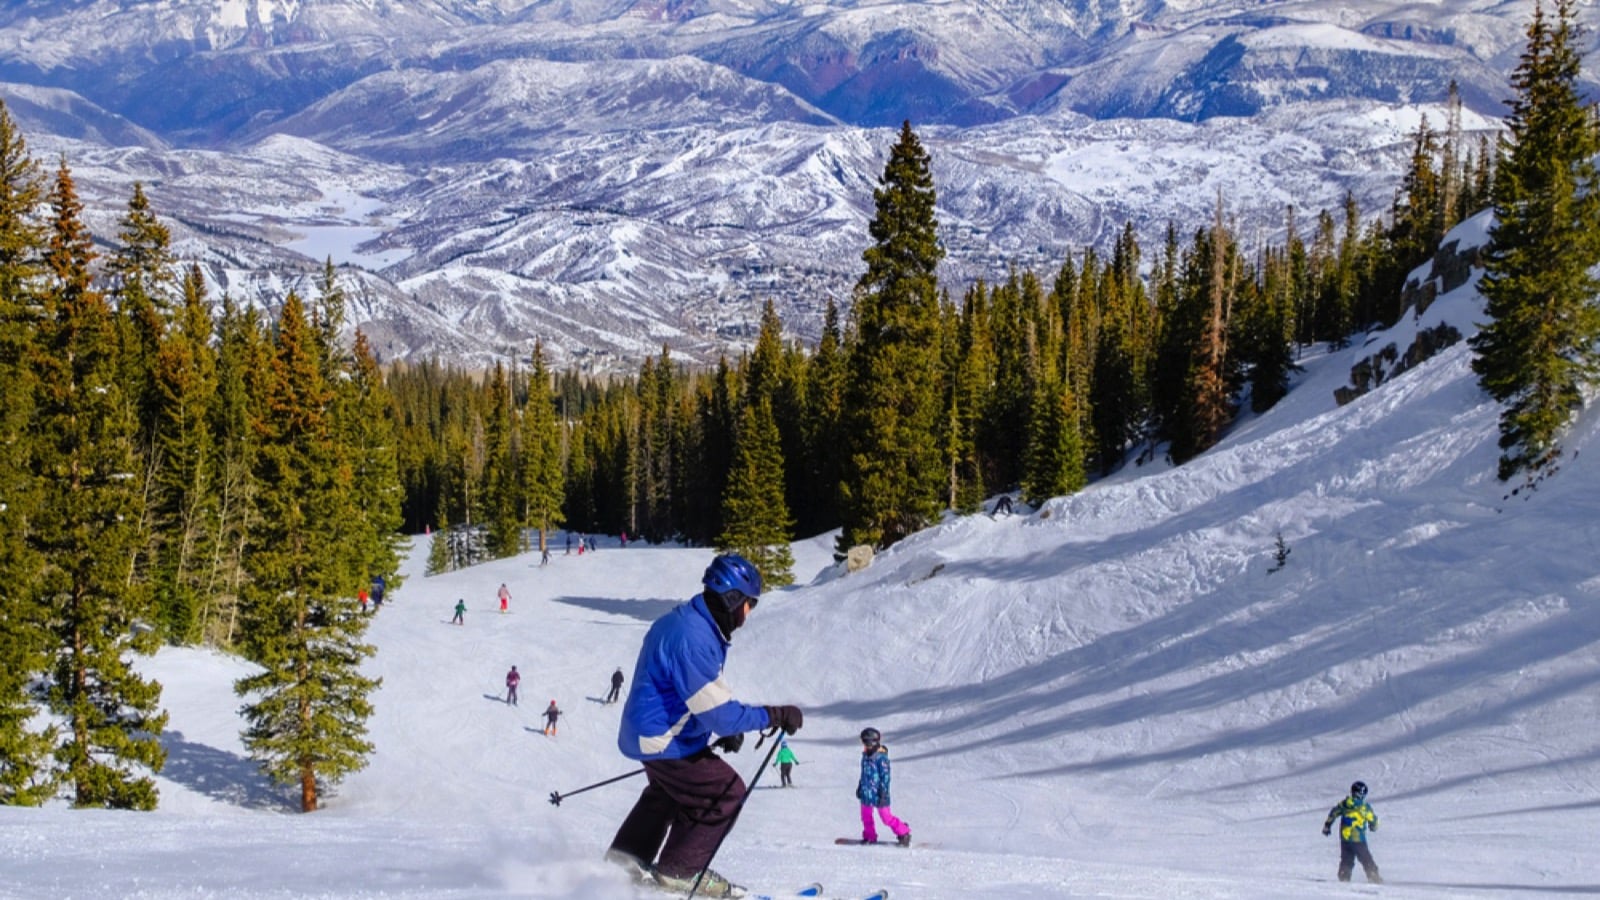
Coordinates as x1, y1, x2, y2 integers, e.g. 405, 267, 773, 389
0, 0, 1559, 370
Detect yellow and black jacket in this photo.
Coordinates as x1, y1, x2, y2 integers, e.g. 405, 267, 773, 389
1324, 796, 1378, 842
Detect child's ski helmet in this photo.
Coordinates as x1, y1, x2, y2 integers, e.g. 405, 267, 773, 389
1351, 781, 1368, 798
860, 727, 881, 744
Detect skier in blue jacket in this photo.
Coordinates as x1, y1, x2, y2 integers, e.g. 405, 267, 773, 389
606, 553, 804, 899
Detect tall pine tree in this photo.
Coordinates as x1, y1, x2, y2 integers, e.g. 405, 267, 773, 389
34, 159, 167, 809
0, 100, 56, 806
838, 121, 946, 551
1470, 0, 1600, 480
234, 292, 378, 812
520, 341, 566, 553
718, 397, 795, 586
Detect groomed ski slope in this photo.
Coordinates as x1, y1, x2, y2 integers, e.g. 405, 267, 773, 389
3, 211, 1599, 898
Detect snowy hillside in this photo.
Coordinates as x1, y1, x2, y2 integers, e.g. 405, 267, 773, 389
2, 216, 1599, 898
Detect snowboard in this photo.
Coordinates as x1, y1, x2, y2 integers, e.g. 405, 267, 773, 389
834, 837, 913, 848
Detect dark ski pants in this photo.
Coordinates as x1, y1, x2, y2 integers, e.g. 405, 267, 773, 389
778, 762, 793, 787
608, 751, 747, 879
1338, 840, 1381, 883
606, 684, 622, 704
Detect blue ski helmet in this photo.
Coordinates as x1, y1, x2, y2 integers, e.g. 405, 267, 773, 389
703, 553, 763, 607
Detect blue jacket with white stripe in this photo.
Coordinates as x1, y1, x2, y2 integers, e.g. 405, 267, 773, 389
617, 593, 771, 760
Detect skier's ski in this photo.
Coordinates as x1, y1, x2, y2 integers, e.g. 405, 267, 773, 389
747, 885, 886, 900
747, 885, 822, 899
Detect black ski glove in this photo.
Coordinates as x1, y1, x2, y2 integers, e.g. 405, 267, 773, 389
712, 733, 744, 754
1322, 826, 1331, 837
764, 705, 803, 735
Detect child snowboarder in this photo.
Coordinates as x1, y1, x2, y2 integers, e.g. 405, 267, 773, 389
505, 665, 520, 706
1322, 780, 1382, 884
498, 583, 510, 613
856, 727, 910, 845
451, 598, 466, 625
543, 700, 562, 735
605, 666, 625, 704
775, 738, 798, 787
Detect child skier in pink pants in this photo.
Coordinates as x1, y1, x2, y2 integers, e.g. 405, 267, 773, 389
856, 727, 911, 846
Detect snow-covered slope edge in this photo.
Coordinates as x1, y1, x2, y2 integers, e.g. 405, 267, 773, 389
742, 209, 1600, 812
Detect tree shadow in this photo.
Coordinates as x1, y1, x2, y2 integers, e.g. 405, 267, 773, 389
158, 729, 287, 811
550, 595, 681, 624
808, 411, 1600, 789
1387, 881, 1600, 894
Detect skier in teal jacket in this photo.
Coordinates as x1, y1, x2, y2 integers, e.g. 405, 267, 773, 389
774, 739, 798, 787
1322, 780, 1381, 883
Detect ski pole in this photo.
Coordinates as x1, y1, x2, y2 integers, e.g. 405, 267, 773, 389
548, 768, 645, 806
686, 729, 784, 900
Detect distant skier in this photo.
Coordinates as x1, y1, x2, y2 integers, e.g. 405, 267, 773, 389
498, 582, 511, 614
993, 494, 1014, 516
358, 586, 370, 614
371, 574, 387, 606
451, 598, 466, 626
505, 665, 521, 706
541, 545, 551, 566
855, 727, 910, 846
1322, 780, 1382, 884
543, 700, 562, 735
775, 738, 798, 787
606, 667, 625, 704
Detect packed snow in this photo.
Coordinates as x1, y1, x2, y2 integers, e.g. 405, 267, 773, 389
3, 223, 1599, 898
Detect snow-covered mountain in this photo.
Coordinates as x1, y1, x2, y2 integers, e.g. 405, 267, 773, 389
0, 0, 1559, 368
3, 212, 1599, 899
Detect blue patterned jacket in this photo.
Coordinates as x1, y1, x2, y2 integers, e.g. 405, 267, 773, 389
857, 745, 893, 807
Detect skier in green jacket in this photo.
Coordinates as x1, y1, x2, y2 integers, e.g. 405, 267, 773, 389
774, 739, 798, 787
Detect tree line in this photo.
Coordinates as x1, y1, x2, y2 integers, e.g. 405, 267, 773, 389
1, 106, 402, 810
400, 91, 1495, 571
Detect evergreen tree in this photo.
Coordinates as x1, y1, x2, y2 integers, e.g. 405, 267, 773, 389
481, 362, 520, 556
1022, 333, 1086, 505
208, 296, 270, 647
947, 282, 992, 512
1470, 0, 1600, 480
109, 184, 178, 603
838, 121, 946, 551
341, 331, 403, 586
150, 264, 219, 643
797, 299, 847, 535
718, 398, 795, 586
34, 159, 167, 809
520, 341, 566, 553
0, 100, 56, 806
234, 292, 378, 813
